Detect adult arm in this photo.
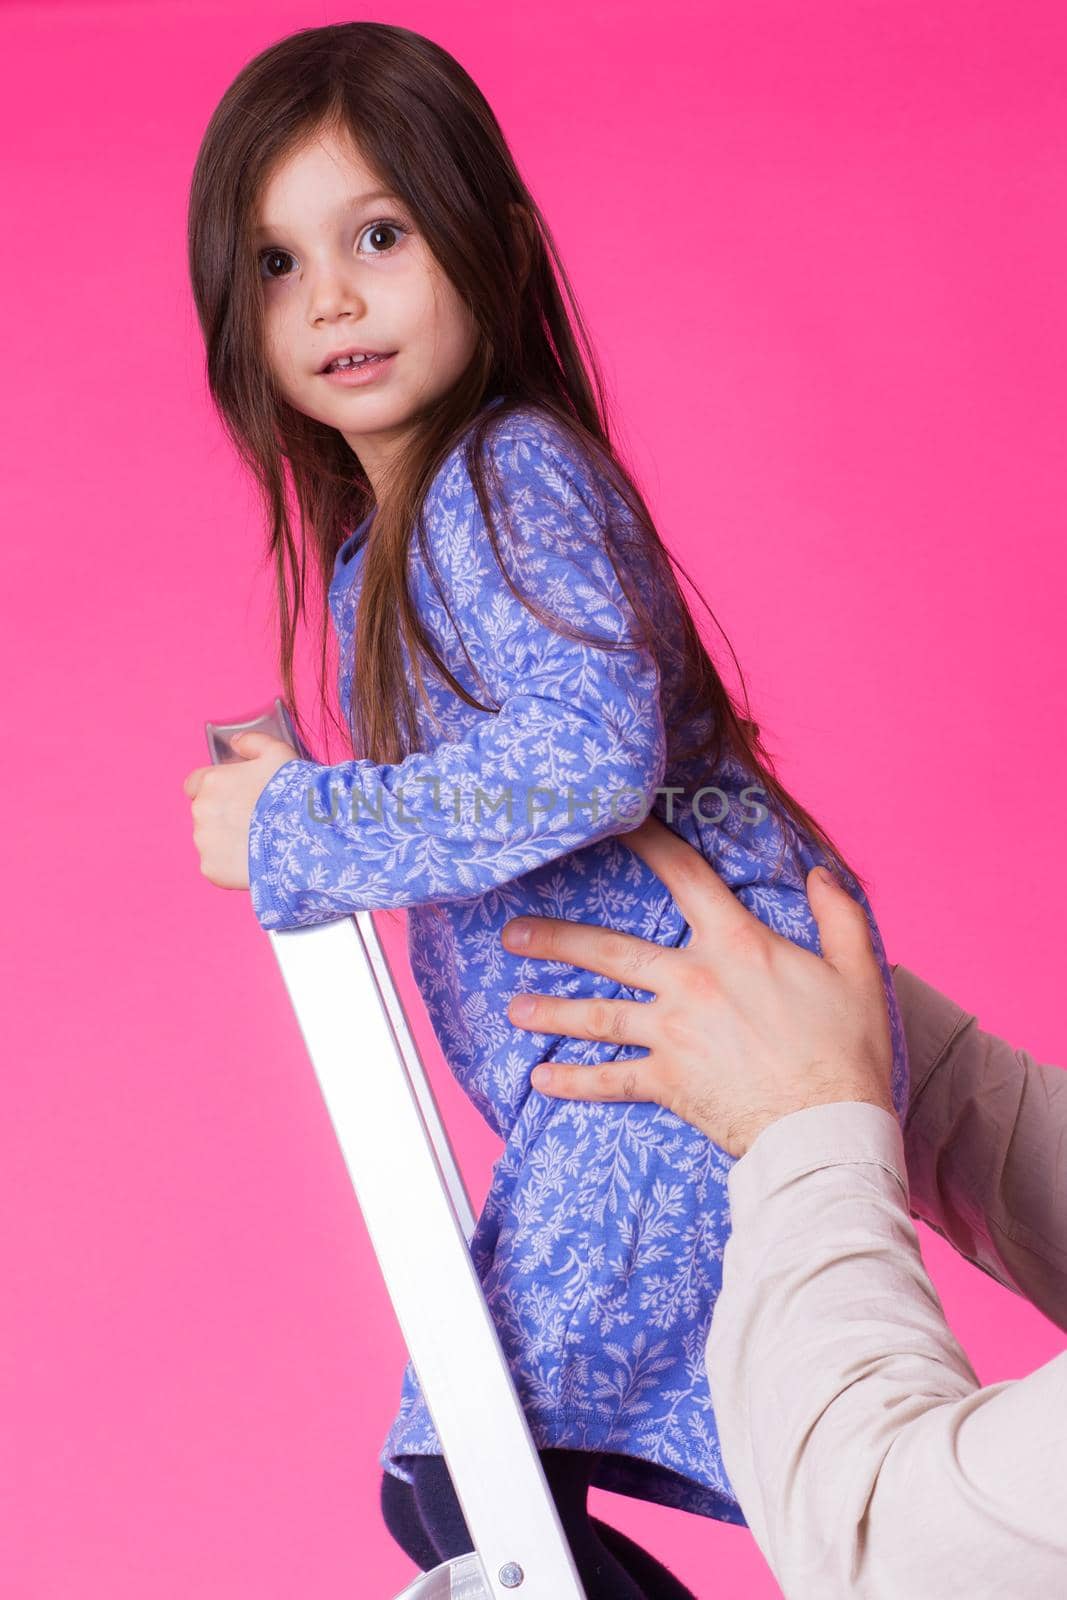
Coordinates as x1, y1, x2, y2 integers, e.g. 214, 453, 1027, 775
894, 962, 1067, 1331
705, 1098, 1067, 1598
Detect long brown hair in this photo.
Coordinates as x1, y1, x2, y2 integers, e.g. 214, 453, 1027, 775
186, 20, 866, 894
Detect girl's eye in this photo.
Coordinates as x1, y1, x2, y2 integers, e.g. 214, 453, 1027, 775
258, 219, 409, 281
259, 248, 295, 281
356, 218, 408, 256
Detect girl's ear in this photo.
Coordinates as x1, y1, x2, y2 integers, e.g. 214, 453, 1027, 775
507, 202, 535, 289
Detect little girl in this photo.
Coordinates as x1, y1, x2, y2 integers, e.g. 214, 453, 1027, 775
186, 22, 908, 1599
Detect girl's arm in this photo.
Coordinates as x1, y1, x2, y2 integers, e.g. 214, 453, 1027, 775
247, 418, 667, 930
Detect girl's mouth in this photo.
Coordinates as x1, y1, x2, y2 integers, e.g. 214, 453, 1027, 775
321, 352, 397, 386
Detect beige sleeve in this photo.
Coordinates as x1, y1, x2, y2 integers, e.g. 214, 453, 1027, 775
705, 1099, 1067, 1599
892, 962, 1067, 1331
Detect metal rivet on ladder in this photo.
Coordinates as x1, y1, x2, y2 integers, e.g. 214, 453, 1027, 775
498, 1562, 524, 1588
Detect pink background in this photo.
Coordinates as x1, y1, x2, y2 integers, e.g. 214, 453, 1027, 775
4, 1, 1065, 1594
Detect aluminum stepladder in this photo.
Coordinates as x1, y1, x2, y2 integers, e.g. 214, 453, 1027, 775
206, 700, 587, 1600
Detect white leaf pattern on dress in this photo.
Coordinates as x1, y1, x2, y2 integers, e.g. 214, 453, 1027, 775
246, 399, 909, 1524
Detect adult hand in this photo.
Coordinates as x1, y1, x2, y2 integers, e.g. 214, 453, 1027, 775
501, 814, 894, 1158
182, 732, 298, 891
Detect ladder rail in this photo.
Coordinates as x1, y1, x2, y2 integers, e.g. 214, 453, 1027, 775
356, 911, 478, 1242
207, 699, 585, 1598
267, 914, 586, 1600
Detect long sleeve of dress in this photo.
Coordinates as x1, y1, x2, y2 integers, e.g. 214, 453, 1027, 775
247, 420, 667, 929
893, 961, 1067, 1332
705, 1100, 1067, 1600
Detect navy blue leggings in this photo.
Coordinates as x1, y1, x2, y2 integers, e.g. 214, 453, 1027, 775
380, 1450, 698, 1600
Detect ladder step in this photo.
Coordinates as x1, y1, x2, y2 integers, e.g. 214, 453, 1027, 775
395, 1553, 494, 1597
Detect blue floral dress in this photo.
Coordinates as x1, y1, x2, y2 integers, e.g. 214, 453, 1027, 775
247, 397, 909, 1523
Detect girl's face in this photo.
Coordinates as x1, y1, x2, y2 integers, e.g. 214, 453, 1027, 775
254, 122, 480, 498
